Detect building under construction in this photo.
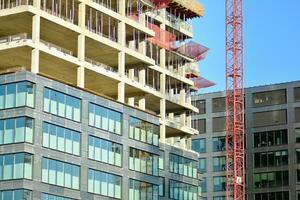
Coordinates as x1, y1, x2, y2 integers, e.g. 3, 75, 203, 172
0, 0, 211, 199
192, 81, 300, 200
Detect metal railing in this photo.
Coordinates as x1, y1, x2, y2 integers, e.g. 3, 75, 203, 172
0, 33, 29, 44
92, 0, 119, 12
85, 57, 117, 73
40, 39, 73, 56
166, 11, 193, 33
0, 0, 32, 10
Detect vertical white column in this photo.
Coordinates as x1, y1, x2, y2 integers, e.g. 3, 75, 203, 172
31, 15, 40, 73
77, 2, 86, 88
138, 98, 145, 110
139, 69, 145, 85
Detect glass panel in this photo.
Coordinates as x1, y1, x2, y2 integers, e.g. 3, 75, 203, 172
57, 92, 65, 117
16, 82, 26, 107
65, 96, 73, 120
64, 163, 72, 188
0, 85, 5, 109
4, 119, 14, 144
26, 82, 34, 107
65, 129, 72, 154
44, 88, 50, 112
50, 90, 58, 115
3, 154, 13, 180
6, 84, 16, 108
42, 158, 49, 183
57, 126, 65, 152
0, 120, 3, 144
57, 161, 64, 186
43, 123, 49, 147
73, 132, 80, 156
89, 103, 95, 126
25, 118, 33, 143
14, 153, 24, 179
15, 117, 25, 142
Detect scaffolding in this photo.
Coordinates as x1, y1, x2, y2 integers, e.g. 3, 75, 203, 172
177, 41, 209, 61
146, 22, 176, 51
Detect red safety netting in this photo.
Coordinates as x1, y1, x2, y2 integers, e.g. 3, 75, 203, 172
147, 22, 176, 51
177, 41, 209, 61
148, 0, 171, 9
192, 76, 215, 89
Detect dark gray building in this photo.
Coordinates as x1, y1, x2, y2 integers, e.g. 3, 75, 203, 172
192, 81, 300, 200
0, 70, 200, 200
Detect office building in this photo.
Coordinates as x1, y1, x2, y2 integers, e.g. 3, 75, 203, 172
192, 81, 300, 200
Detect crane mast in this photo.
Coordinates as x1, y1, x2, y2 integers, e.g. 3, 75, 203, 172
225, 0, 245, 200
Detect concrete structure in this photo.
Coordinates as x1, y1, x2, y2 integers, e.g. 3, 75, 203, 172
0, 0, 205, 199
192, 81, 300, 200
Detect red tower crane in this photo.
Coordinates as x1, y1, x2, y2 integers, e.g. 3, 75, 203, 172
225, 0, 245, 200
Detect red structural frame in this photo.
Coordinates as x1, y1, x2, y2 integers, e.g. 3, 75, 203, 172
225, 0, 245, 200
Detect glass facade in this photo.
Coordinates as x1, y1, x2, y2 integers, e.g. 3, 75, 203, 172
192, 138, 206, 153
129, 179, 158, 200
169, 180, 198, 200
0, 117, 33, 145
129, 148, 159, 176
254, 170, 289, 188
88, 135, 122, 167
0, 81, 35, 109
198, 158, 206, 173
254, 129, 288, 147
201, 177, 207, 193
159, 151, 164, 170
129, 117, 159, 146
88, 168, 121, 199
42, 122, 80, 156
254, 191, 289, 200
42, 158, 80, 190
0, 189, 32, 200
213, 156, 226, 172
44, 88, 81, 122
254, 150, 288, 168
41, 193, 73, 200
213, 176, 226, 192
0, 153, 33, 180
89, 103, 121, 135
169, 154, 197, 178
212, 137, 226, 152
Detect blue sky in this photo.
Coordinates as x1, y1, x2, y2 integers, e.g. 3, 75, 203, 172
192, 0, 300, 93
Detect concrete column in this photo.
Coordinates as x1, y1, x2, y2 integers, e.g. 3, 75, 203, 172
31, 15, 40, 73
77, 34, 85, 61
186, 137, 192, 150
139, 41, 146, 55
78, 2, 86, 29
77, 66, 85, 88
118, 82, 125, 103
138, 98, 145, 110
118, 0, 126, 16
180, 137, 186, 149
118, 22, 126, 46
118, 52, 125, 76
160, 49, 166, 68
138, 68, 145, 85
180, 89, 186, 104
128, 97, 135, 106
128, 40, 135, 50
33, 0, 40, 8
160, 74, 166, 94
160, 99, 166, 121
160, 124, 166, 143
31, 49, 39, 74
128, 69, 135, 80
168, 113, 174, 120
187, 114, 192, 127
180, 113, 186, 127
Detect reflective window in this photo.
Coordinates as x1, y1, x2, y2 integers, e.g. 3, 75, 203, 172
129, 117, 159, 146
198, 158, 206, 173
201, 177, 207, 193
0, 189, 32, 200
254, 129, 288, 147
0, 117, 33, 145
43, 122, 80, 156
295, 87, 300, 102
192, 138, 206, 153
42, 158, 80, 190
253, 110, 287, 127
169, 180, 198, 200
254, 191, 289, 200
43, 88, 81, 122
41, 193, 73, 200
254, 170, 289, 188
213, 156, 226, 172
169, 154, 197, 178
129, 179, 158, 200
88, 135, 122, 167
159, 177, 164, 197
0, 81, 35, 109
192, 119, 206, 134
212, 97, 226, 113
213, 196, 226, 200
212, 117, 226, 132
129, 148, 159, 176
89, 103, 121, 135
252, 89, 286, 107
213, 176, 226, 192
0, 153, 33, 180
296, 107, 300, 123
88, 168, 121, 199
212, 137, 226, 152
195, 100, 206, 114
159, 151, 164, 170
254, 150, 288, 168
